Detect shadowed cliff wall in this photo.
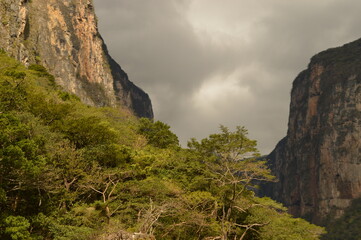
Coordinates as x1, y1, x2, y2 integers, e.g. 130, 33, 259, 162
262, 39, 361, 225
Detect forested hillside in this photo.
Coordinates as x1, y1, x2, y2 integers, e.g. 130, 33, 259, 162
0, 52, 324, 239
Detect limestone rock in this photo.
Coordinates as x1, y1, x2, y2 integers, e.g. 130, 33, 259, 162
262, 38, 361, 225
0, 0, 153, 118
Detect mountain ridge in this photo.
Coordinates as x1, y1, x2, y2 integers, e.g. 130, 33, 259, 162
0, 0, 153, 118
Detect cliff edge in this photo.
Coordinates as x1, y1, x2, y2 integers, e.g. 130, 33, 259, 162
0, 0, 153, 118
262, 39, 361, 225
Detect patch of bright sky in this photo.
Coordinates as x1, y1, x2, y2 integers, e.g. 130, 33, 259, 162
192, 70, 254, 116
185, 0, 270, 44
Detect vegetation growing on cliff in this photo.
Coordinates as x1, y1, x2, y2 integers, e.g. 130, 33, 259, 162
322, 198, 361, 240
0, 52, 324, 239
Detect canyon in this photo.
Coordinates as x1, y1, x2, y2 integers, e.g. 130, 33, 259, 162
1, 0, 361, 235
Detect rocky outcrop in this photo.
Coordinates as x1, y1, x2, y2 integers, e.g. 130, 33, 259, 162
0, 0, 153, 118
262, 39, 361, 225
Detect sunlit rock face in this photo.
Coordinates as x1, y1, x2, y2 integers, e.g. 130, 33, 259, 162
0, 0, 153, 118
262, 39, 361, 225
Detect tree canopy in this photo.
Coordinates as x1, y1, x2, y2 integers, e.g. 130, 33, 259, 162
0, 52, 325, 239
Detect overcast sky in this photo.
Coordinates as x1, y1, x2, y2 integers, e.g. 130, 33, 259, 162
93, 0, 361, 154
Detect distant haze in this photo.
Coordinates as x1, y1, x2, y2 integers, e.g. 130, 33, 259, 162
93, 0, 361, 154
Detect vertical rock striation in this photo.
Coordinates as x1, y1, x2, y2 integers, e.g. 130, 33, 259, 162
262, 39, 361, 225
0, 0, 153, 118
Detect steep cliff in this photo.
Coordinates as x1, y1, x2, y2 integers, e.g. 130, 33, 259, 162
262, 39, 361, 225
0, 0, 153, 118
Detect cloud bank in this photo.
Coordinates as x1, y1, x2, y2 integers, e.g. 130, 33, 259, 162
93, 0, 361, 154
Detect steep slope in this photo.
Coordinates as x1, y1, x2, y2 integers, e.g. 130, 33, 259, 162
262, 39, 361, 225
0, 0, 153, 118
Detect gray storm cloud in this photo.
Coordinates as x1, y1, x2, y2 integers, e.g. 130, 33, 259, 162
93, 0, 361, 154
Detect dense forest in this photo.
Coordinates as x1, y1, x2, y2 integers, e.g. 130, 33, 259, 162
0, 52, 325, 239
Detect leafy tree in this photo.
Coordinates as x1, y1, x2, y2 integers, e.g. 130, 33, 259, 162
60, 116, 118, 149
3, 215, 31, 240
137, 118, 179, 148
0, 70, 28, 112
188, 126, 264, 238
187, 126, 323, 240
245, 197, 325, 240
83, 144, 132, 167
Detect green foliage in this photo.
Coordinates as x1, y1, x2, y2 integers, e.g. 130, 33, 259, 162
28, 64, 48, 73
0, 71, 28, 111
185, 126, 323, 239
322, 198, 361, 240
4, 70, 26, 80
3, 216, 31, 240
0, 52, 324, 239
137, 118, 179, 148
0, 188, 6, 204
61, 116, 118, 148
245, 197, 325, 240
57, 91, 80, 102
28, 64, 55, 86
30, 213, 95, 240
83, 144, 132, 167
